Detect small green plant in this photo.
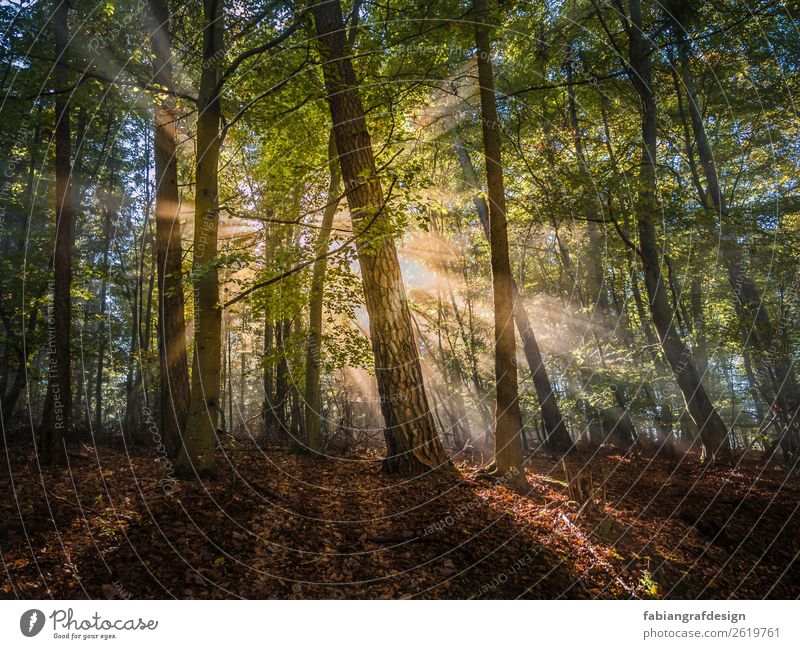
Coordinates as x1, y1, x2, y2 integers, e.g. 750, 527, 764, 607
639, 571, 660, 597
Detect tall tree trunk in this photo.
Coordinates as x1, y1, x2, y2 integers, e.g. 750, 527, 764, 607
313, 0, 448, 474
447, 279, 493, 428
94, 187, 114, 433
275, 318, 290, 431
123, 265, 143, 438
39, 0, 72, 465
429, 215, 474, 450
262, 309, 275, 430
676, 39, 800, 466
452, 128, 570, 453
629, 243, 680, 451
304, 131, 342, 454
219, 322, 228, 433
290, 316, 304, 440
599, 93, 678, 454
177, 0, 224, 478
565, 47, 639, 449
69, 106, 88, 425
688, 275, 709, 377
124, 148, 157, 439
239, 333, 246, 429
226, 325, 233, 433
626, 0, 729, 461
473, 0, 528, 489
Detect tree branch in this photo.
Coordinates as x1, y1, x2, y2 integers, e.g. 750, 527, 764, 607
222, 177, 397, 309
216, 17, 303, 95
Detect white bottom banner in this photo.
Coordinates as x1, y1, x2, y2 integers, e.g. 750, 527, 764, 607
2, 600, 797, 648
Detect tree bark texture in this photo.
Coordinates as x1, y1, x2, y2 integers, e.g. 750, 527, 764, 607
313, 0, 448, 473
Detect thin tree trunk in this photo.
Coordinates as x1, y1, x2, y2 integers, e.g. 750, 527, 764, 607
239, 334, 246, 429
94, 186, 114, 433
565, 47, 639, 449
275, 318, 290, 431
262, 309, 275, 430
429, 216, 474, 449
39, 0, 72, 465
473, 0, 528, 489
219, 321, 228, 434
452, 127, 570, 453
69, 106, 89, 425
313, 0, 448, 474
290, 316, 304, 440
227, 326, 233, 433
447, 282, 492, 428
177, 0, 224, 478
688, 275, 709, 376
304, 131, 342, 454
123, 268, 142, 438
599, 94, 679, 454
626, 0, 729, 461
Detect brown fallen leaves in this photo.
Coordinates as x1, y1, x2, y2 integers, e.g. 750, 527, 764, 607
1, 439, 798, 599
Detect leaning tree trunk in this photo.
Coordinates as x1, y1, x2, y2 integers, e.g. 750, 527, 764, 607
39, 0, 72, 465
473, 0, 528, 489
677, 40, 800, 467
313, 0, 448, 474
149, 0, 190, 458
451, 129, 571, 454
176, 0, 224, 478
304, 131, 342, 454
626, 0, 729, 462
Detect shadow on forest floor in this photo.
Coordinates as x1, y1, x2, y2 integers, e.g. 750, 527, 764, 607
1, 435, 798, 599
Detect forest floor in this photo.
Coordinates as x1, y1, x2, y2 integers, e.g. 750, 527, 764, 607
1, 435, 799, 599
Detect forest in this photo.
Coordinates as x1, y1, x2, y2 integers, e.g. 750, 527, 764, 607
0, 0, 799, 600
